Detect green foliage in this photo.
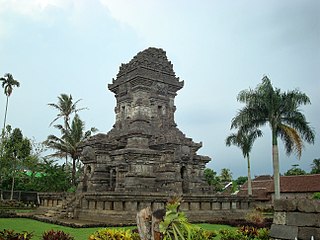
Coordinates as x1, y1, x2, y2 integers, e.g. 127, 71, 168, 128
284, 164, 306, 176
88, 228, 139, 240
219, 229, 247, 240
1, 159, 72, 192
312, 192, 320, 200
0, 126, 32, 198
219, 227, 270, 240
231, 76, 315, 199
188, 228, 217, 240
0, 229, 33, 240
235, 176, 248, 186
310, 158, 320, 174
220, 168, 232, 183
204, 168, 223, 192
42, 230, 74, 240
30, 159, 72, 192
45, 113, 97, 185
159, 196, 195, 240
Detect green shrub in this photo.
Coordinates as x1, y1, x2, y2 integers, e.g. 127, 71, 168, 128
89, 228, 139, 240
219, 229, 247, 240
189, 228, 217, 240
219, 227, 270, 240
159, 196, 195, 240
42, 230, 74, 240
312, 192, 320, 200
256, 228, 270, 240
238, 226, 259, 238
0, 229, 33, 240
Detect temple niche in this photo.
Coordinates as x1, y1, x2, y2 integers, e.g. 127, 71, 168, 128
79, 47, 211, 195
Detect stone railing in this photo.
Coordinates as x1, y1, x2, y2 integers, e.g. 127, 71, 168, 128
37, 192, 256, 225
38, 192, 74, 208
270, 199, 320, 240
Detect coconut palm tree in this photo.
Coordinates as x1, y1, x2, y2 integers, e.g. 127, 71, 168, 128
0, 73, 20, 133
48, 93, 87, 130
48, 94, 86, 165
231, 76, 315, 199
44, 114, 97, 185
226, 129, 262, 196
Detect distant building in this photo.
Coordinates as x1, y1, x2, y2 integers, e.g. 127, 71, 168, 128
238, 174, 320, 202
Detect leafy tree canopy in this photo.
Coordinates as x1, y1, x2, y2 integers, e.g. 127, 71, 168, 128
284, 164, 307, 176
311, 158, 320, 174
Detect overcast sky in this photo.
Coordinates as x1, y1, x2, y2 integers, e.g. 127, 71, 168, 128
0, 0, 319, 178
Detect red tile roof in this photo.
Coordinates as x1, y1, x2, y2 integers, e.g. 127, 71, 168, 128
238, 174, 320, 199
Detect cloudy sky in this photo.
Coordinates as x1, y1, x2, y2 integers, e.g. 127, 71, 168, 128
0, 0, 319, 178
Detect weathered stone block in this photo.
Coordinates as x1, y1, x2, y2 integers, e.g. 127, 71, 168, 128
315, 200, 320, 213
240, 201, 249, 209
152, 202, 164, 211
274, 199, 297, 212
180, 202, 189, 211
96, 201, 104, 210
81, 198, 88, 209
269, 224, 298, 239
104, 201, 113, 210
190, 202, 200, 211
298, 227, 320, 240
201, 202, 211, 211
273, 212, 286, 225
89, 200, 96, 210
287, 212, 320, 227
298, 199, 316, 213
212, 202, 221, 210
125, 201, 137, 211
113, 201, 123, 211
221, 202, 230, 210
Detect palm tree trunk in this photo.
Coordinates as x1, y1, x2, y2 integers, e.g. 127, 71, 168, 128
272, 132, 281, 200
10, 175, 15, 200
247, 156, 252, 196
3, 96, 9, 132
72, 158, 76, 186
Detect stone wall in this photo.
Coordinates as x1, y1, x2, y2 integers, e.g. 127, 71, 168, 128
38, 192, 73, 208
38, 192, 253, 225
270, 199, 320, 240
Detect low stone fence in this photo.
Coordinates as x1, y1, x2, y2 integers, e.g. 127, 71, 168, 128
38, 192, 253, 225
38, 192, 73, 208
0, 190, 39, 206
270, 199, 320, 240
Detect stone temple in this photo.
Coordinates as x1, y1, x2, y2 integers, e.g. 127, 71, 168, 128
79, 47, 211, 195
38, 48, 251, 225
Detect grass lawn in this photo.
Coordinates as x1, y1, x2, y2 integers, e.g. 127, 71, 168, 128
0, 218, 235, 240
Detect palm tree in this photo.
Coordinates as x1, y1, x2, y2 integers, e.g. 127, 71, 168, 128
231, 76, 315, 199
226, 129, 262, 196
48, 94, 86, 165
0, 73, 20, 133
220, 168, 232, 183
44, 114, 97, 185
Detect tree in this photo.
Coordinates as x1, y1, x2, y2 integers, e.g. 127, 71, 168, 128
44, 114, 97, 185
310, 158, 320, 174
1, 126, 31, 199
231, 76, 315, 199
226, 129, 262, 196
235, 176, 248, 186
0, 73, 20, 133
284, 164, 307, 176
220, 168, 232, 183
48, 94, 86, 165
204, 168, 223, 192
